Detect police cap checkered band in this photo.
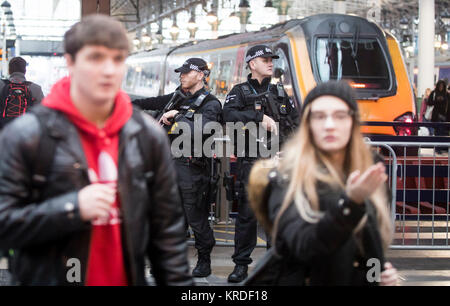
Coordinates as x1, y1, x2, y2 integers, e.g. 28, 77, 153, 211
245, 45, 279, 63
175, 58, 210, 74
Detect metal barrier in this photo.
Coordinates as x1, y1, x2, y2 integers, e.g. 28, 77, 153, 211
202, 136, 450, 250
367, 141, 450, 250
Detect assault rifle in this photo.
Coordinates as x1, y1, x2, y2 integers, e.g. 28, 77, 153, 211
247, 83, 296, 142
204, 157, 220, 209
157, 89, 188, 124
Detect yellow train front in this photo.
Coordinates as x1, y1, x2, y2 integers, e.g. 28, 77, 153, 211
290, 14, 416, 136
124, 13, 416, 136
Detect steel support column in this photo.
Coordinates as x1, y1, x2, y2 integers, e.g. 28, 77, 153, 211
417, 0, 435, 97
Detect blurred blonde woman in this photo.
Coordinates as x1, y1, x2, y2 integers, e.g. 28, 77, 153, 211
249, 81, 398, 286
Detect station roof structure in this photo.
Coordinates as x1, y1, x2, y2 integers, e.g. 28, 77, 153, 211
110, 0, 449, 59
111, 0, 450, 32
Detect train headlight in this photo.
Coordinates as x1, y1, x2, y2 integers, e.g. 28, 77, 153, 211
394, 112, 416, 136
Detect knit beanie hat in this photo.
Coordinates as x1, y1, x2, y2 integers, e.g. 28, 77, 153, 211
302, 81, 358, 117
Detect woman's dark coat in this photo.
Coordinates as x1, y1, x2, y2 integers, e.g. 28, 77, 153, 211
428, 80, 450, 122
265, 172, 386, 286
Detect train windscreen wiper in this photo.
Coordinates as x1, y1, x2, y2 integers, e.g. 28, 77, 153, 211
351, 25, 361, 76
325, 22, 336, 77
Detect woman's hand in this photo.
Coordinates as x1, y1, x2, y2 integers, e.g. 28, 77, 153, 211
380, 262, 398, 286
345, 162, 387, 204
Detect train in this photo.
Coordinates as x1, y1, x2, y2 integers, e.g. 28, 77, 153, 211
123, 13, 416, 136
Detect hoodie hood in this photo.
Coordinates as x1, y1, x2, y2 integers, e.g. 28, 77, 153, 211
42, 76, 132, 137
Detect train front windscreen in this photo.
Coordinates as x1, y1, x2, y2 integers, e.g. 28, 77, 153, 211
315, 37, 391, 91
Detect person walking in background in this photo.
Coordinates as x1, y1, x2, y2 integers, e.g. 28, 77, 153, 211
0, 57, 44, 129
248, 81, 398, 285
428, 80, 450, 154
419, 88, 433, 135
0, 14, 192, 286
419, 88, 431, 122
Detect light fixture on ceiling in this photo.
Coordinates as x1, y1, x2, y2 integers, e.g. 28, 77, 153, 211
399, 17, 409, 30
187, 14, 197, 31
169, 16, 179, 41
441, 8, 450, 27
264, 1, 274, 8
206, 10, 218, 25
141, 28, 151, 44
132, 36, 140, 46
228, 11, 239, 24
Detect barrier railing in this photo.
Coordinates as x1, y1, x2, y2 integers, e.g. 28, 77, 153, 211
367, 140, 450, 250
201, 132, 450, 250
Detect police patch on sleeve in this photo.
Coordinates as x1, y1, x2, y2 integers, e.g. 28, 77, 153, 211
225, 94, 236, 104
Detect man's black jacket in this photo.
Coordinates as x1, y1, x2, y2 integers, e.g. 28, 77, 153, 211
0, 105, 193, 286
222, 74, 300, 156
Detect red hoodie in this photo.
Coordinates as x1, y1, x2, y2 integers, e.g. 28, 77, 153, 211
43, 76, 132, 286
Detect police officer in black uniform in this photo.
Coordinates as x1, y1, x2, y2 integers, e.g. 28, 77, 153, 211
223, 45, 299, 283
133, 58, 222, 278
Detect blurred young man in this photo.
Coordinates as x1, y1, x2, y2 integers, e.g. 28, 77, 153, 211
0, 14, 192, 286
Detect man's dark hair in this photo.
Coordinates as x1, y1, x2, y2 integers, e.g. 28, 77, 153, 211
8, 57, 26, 74
64, 14, 130, 60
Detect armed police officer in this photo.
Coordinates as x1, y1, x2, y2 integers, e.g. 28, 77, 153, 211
223, 45, 299, 283
133, 58, 222, 278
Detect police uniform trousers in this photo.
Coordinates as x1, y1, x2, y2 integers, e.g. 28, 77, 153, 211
232, 157, 258, 266
174, 158, 216, 257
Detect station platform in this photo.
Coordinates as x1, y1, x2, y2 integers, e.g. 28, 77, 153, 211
1, 247, 449, 286
145, 246, 450, 286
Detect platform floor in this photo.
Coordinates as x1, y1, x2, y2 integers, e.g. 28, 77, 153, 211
145, 246, 450, 286
1, 247, 450, 286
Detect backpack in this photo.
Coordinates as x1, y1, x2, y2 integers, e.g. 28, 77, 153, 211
0, 79, 33, 127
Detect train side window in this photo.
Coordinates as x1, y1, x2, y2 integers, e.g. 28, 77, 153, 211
165, 61, 183, 94
124, 65, 135, 91
215, 60, 232, 99
208, 59, 219, 94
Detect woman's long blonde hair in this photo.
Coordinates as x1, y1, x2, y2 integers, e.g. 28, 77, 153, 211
273, 102, 393, 251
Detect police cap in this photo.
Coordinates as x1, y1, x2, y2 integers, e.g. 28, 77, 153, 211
245, 45, 279, 64
175, 58, 210, 76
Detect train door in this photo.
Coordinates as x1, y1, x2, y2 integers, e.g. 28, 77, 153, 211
207, 53, 220, 96
215, 59, 233, 101
272, 42, 300, 109
233, 46, 246, 86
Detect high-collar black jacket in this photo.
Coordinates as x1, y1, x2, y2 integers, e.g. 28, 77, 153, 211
427, 80, 450, 122
0, 106, 193, 286
266, 172, 386, 286
133, 87, 222, 157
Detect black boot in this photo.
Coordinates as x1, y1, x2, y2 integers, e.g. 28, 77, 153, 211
227, 265, 248, 283
192, 255, 211, 278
